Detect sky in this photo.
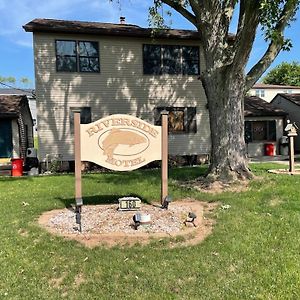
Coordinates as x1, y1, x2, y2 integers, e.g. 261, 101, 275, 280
0, 0, 299, 88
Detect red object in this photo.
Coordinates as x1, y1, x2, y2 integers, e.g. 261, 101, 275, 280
265, 143, 275, 156
11, 158, 23, 176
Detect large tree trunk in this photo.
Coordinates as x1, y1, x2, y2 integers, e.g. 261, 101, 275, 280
202, 67, 253, 181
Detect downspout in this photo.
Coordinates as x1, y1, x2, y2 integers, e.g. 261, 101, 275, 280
17, 114, 27, 160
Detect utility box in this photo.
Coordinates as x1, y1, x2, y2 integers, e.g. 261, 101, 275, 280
26, 148, 37, 158
280, 136, 289, 155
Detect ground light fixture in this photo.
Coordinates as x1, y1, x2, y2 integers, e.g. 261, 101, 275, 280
133, 213, 151, 230
162, 195, 172, 209
184, 212, 197, 227
75, 205, 82, 232
133, 213, 142, 230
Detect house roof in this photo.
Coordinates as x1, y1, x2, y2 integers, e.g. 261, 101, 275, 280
0, 88, 35, 97
0, 95, 29, 118
244, 96, 288, 117
252, 83, 300, 90
273, 93, 300, 106
23, 18, 235, 41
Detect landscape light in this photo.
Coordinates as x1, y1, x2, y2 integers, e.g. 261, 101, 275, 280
133, 213, 142, 230
162, 195, 172, 209
184, 212, 197, 227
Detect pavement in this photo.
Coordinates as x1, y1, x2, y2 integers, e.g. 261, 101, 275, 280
249, 154, 300, 165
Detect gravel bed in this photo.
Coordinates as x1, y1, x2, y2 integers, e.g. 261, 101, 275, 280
49, 203, 197, 235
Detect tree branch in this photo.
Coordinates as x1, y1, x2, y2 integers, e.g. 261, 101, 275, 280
231, 1, 261, 69
161, 0, 197, 26
245, 42, 283, 90
245, 1, 299, 90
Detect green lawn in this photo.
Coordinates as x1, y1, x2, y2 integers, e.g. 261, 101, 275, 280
1, 164, 300, 299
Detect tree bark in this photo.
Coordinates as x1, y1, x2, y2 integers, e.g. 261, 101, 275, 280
202, 67, 253, 181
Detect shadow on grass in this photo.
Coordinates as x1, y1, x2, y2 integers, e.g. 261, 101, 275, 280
56, 193, 151, 208
82, 166, 208, 184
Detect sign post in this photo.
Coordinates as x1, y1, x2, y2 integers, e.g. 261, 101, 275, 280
161, 111, 169, 205
285, 121, 298, 173
74, 111, 83, 208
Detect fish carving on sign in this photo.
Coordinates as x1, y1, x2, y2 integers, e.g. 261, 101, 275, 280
101, 128, 147, 159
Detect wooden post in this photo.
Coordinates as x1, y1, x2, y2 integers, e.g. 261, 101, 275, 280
289, 135, 295, 173
74, 111, 83, 207
161, 111, 169, 204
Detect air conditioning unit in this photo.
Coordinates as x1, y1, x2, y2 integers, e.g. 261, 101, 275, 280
26, 148, 37, 158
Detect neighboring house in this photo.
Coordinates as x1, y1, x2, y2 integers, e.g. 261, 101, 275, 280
244, 96, 288, 156
271, 93, 300, 152
0, 95, 34, 161
0, 88, 37, 136
249, 83, 300, 103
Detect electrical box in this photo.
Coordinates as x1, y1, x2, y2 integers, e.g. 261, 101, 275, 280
26, 148, 37, 158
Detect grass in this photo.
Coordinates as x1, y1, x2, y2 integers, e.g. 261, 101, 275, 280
1, 164, 300, 299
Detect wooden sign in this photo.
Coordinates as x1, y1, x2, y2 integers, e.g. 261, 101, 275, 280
74, 112, 168, 207
80, 114, 162, 171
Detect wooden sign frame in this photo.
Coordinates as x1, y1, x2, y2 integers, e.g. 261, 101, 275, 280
74, 112, 168, 207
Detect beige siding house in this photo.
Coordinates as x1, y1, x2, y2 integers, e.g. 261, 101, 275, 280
249, 83, 300, 103
24, 18, 210, 163
271, 94, 300, 152
24, 18, 289, 164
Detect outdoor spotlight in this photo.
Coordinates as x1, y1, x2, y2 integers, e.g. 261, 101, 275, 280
133, 213, 142, 230
75, 205, 82, 232
162, 195, 172, 209
184, 212, 197, 227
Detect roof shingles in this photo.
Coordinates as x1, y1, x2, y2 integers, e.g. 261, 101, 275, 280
0, 95, 27, 118
244, 96, 287, 117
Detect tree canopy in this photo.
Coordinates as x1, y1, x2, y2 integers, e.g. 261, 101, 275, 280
0, 76, 32, 88
112, 1, 300, 181
263, 61, 300, 86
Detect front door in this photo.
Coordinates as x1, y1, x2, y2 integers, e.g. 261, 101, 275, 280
0, 120, 13, 158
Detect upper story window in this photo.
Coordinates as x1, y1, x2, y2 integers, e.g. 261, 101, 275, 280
143, 44, 200, 75
255, 89, 265, 98
56, 40, 100, 73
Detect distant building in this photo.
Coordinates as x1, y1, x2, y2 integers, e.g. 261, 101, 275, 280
249, 83, 300, 103
0, 88, 37, 135
244, 96, 288, 156
271, 93, 300, 152
0, 95, 34, 160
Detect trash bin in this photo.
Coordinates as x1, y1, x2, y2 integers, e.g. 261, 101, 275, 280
11, 158, 24, 177
279, 136, 289, 155
264, 143, 276, 156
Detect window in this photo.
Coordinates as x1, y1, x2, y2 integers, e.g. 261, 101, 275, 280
69, 107, 91, 134
154, 107, 197, 133
255, 89, 265, 98
143, 44, 199, 75
244, 120, 276, 142
56, 40, 100, 73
